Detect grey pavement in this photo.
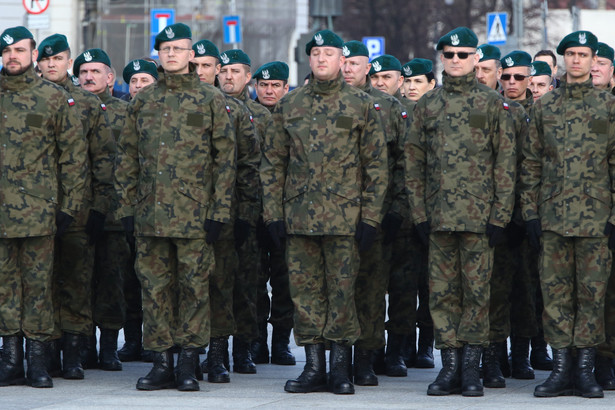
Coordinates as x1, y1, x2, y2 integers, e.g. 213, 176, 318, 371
1, 329, 614, 409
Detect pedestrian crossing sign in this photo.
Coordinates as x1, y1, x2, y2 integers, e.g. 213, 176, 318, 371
487, 12, 507, 45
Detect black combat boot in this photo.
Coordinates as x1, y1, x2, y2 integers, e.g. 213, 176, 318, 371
232, 337, 256, 374
99, 329, 122, 371
62, 333, 84, 379
461, 344, 483, 396
175, 348, 199, 391
372, 346, 386, 375
136, 350, 175, 390
251, 321, 269, 364
384, 333, 407, 377
427, 347, 461, 395
534, 347, 573, 397
141, 350, 154, 362
207, 337, 230, 383
284, 343, 327, 393
574, 347, 603, 398
416, 326, 435, 368
594, 354, 615, 390
401, 332, 417, 368
46, 338, 62, 377
329, 342, 354, 394
353, 347, 378, 386
25, 339, 53, 388
530, 333, 553, 371
271, 327, 296, 365
481, 342, 505, 388
0, 336, 25, 386
118, 319, 142, 362
80, 333, 98, 369
511, 336, 534, 379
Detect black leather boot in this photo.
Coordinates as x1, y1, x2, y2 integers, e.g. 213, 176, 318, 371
534, 347, 573, 397
511, 336, 534, 379
284, 343, 327, 393
62, 333, 84, 380
176, 348, 199, 391
271, 327, 296, 365
232, 337, 256, 374
80, 334, 98, 369
141, 350, 154, 363
118, 319, 142, 362
99, 329, 122, 371
136, 350, 175, 390
353, 347, 378, 386
0, 336, 25, 386
385, 333, 407, 377
482, 342, 505, 388
251, 321, 269, 364
594, 353, 615, 390
207, 337, 230, 383
574, 347, 603, 398
46, 339, 62, 377
427, 347, 461, 395
530, 332, 553, 371
25, 339, 53, 388
372, 346, 386, 375
401, 332, 416, 368
329, 343, 354, 394
416, 327, 435, 368
461, 344, 483, 396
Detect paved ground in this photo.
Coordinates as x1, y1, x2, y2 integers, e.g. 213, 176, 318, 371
2, 329, 614, 409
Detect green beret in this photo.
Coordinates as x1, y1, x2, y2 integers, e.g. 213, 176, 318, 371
0, 26, 33, 53
192, 39, 219, 59
596, 42, 614, 62
343, 40, 369, 58
477, 44, 501, 62
123, 59, 158, 83
501, 50, 532, 68
402, 58, 433, 78
73, 48, 111, 76
37, 34, 69, 62
154, 23, 192, 51
436, 27, 478, 50
254, 61, 289, 81
530, 61, 552, 77
305, 29, 343, 55
556, 30, 598, 55
219, 49, 250, 67
369, 54, 401, 75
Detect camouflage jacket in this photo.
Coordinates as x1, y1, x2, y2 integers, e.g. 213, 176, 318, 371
0, 66, 87, 237
114, 69, 236, 238
261, 72, 388, 235
520, 76, 615, 237
405, 71, 517, 233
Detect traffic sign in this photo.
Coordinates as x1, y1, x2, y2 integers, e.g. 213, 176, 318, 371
362, 37, 385, 60
223, 15, 242, 44
487, 12, 507, 45
23, 0, 49, 15
150, 8, 175, 58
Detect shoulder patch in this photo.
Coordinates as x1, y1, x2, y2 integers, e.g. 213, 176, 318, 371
226, 105, 231, 113
502, 102, 509, 110
67, 98, 75, 107
374, 103, 381, 111
249, 115, 254, 123
401, 111, 408, 119
100, 103, 106, 111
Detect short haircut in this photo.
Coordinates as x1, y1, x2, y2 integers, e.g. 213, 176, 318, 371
426, 72, 435, 82
534, 50, 556, 67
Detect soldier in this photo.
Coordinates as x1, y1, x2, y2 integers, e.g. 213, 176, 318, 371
591, 42, 614, 91
37, 34, 117, 379
521, 30, 615, 399
252, 61, 297, 367
529, 61, 553, 101
401, 58, 436, 102
261, 29, 387, 395
405, 27, 516, 397
123, 59, 158, 99
534, 50, 560, 88
0, 26, 87, 388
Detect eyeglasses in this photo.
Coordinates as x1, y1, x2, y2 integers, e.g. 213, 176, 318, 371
159, 46, 191, 54
500, 73, 529, 81
442, 51, 475, 59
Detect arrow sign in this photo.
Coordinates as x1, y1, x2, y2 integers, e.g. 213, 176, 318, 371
487, 12, 507, 45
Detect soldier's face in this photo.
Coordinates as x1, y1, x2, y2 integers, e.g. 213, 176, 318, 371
529, 75, 553, 101
129, 73, 156, 98
563, 46, 596, 83
192, 55, 220, 84
219, 63, 251, 96
38, 51, 72, 83
309, 46, 344, 82
591, 56, 614, 89
78, 62, 112, 95
2, 39, 36, 75
342, 56, 370, 87
158, 39, 195, 75
256, 79, 289, 107
500, 66, 530, 101
475, 60, 501, 90
370, 71, 403, 96
441, 46, 478, 77
402, 75, 436, 101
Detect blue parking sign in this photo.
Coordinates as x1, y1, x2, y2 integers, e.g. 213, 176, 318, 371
362, 37, 385, 60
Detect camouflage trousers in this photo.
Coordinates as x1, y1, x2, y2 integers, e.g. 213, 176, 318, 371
598, 258, 615, 358
51, 231, 95, 337
234, 228, 259, 341
136, 236, 213, 351
355, 233, 390, 350
287, 235, 360, 347
0, 236, 54, 341
429, 232, 492, 349
210, 230, 237, 338
540, 232, 610, 349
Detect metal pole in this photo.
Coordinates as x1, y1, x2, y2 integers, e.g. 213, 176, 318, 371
230, 0, 238, 49
542, 0, 548, 50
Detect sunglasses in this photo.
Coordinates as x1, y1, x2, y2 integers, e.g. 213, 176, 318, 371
442, 51, 475, 59
500, 73, 529, 81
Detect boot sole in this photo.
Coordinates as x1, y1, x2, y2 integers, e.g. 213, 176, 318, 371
284, 384, 328, 393
208, 375, 230, 383
534, 389, 573, 397
462, 390, 484, 397
26, 379, 53, 388
136, 381, 175, 390
427, 387, 462, 396
0, 377, 26, 386
177, 383, 200, 392
483, 381, 506, 388
271, 358, 296, 366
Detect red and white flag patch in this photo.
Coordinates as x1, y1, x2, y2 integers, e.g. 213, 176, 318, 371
67, 98, 75, 107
